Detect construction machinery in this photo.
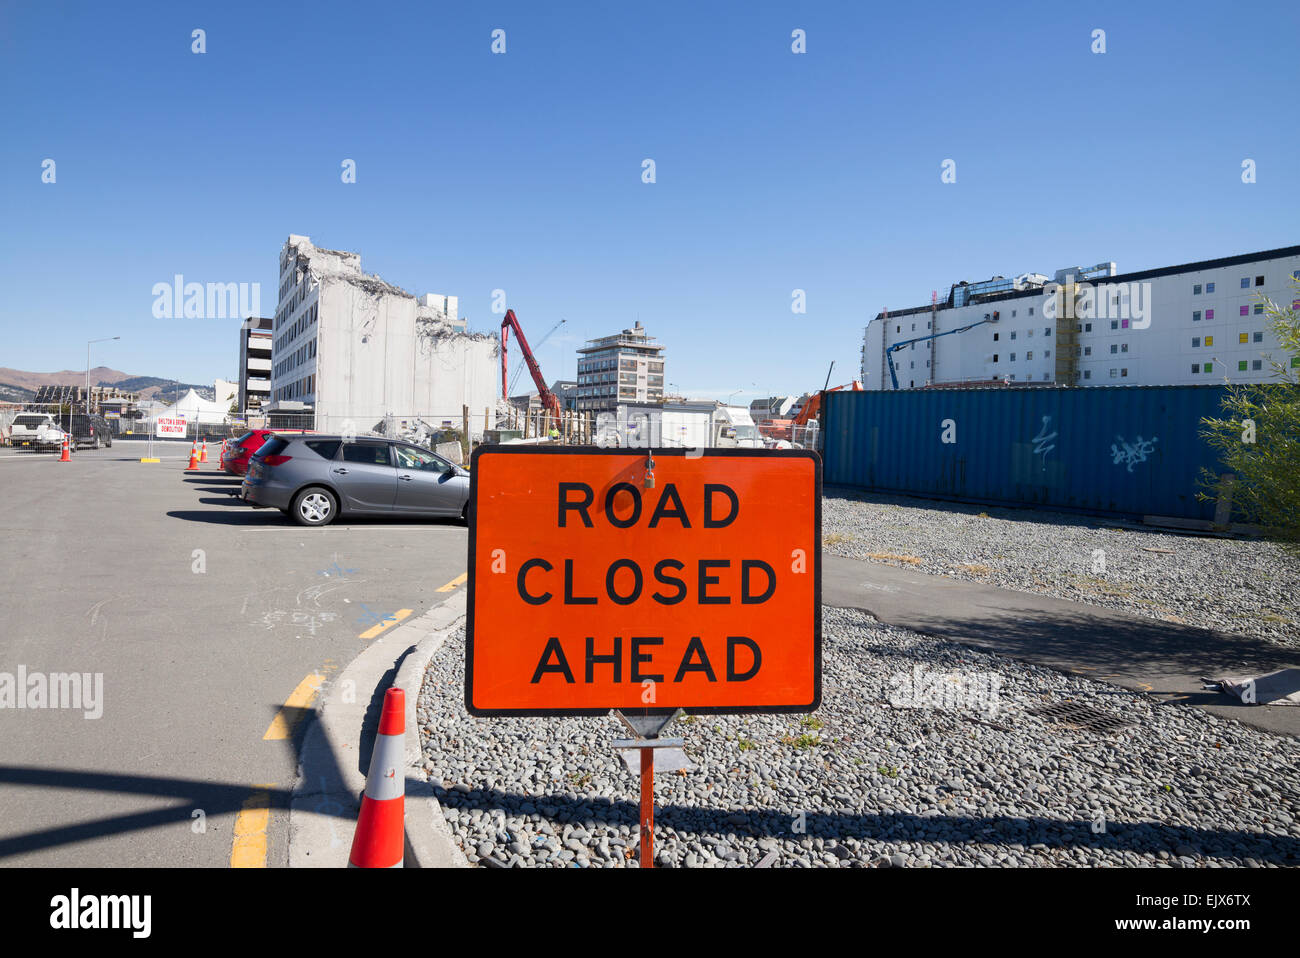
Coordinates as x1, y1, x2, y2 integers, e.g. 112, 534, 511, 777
885, 311, 999, 390
507, 318, 565, 395
500, 309, 563, 424
792, 380, 862, 427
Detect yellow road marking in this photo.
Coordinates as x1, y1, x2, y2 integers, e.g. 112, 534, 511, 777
263, 673, 325, 740
359, 608, 412, 640
230, 786, 274, 868
436, 572, 468, 593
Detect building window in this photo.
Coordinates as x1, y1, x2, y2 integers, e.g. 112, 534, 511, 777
1293, 357, 1300, 368
1192, 337, 1200, 347
1239, 360, 1248, 371
1239, 333, 1249, 344
1028, 307, 1035, 315
1121, 343, 1129, 352
1027, 328, 1034, 338
1110, 368, 1118, 378
1044, 327, 1051, 337
1193, 311, 1201, 322
1084, 346, 1092, 356
1206, 309, 1215, 320
1254, 304, 1264, 314
1044, 349, 1050, 358
1010, 331, 1017, 340
1240, 306, 1250, 316
1192, 364, 1200, 373
1085, 322, 1092, 332
1205, 335, 1214, 346
1193, 284, 1202, 295
1256, 276, 1264, 286
1253, 359, 1263, 370
992, 354, 998, 362
1010, 352, 1016, 361
993, 332, 999, 341
1121, 368, 1128, 377
1122, 319, 1130, 329
1027, 351, 1033, 360
1207, 282, 1215, 293
1253, 331, 1264, 343
1076, 323, 1082, 333
1205, 362, 1214, 373
1241, 277, 1250, 288
1084, 370, 1092, 380
1110, 320, 1118, 330
1011, 310, 1017, 317
1009, 374, 1016, 381
1110, 344, 1118, 354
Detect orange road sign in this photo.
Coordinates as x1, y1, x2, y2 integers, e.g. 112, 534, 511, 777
465, 447, 821, 716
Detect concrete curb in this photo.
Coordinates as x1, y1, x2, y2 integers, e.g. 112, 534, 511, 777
288, 591, 469, 868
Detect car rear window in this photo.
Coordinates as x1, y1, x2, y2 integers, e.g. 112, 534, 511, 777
231, 431, 256, 446
254, 437, 289, 458
13, 415, 49, 427
304, 439, 341, 460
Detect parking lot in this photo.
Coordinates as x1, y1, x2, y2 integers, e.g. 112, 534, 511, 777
0, 444, 468, 866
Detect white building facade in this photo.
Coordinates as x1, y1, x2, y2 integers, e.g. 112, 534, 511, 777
862, 246, 1300, 391
266, 235, 498, 433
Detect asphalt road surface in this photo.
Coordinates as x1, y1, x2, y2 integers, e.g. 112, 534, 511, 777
0, 446, 468, 867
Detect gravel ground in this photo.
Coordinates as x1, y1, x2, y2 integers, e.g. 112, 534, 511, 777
418, 610, 1300, 868
822, 490, 1300, 649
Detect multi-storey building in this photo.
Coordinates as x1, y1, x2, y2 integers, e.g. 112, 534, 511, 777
575, 322, 665, 413
264, 235, 496, 431
862, 245, 1300, 390
238, 316, 273, 414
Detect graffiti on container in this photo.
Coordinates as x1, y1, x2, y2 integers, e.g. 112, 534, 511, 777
1031, 415, 1057, 470
1110, 435, 1159, 473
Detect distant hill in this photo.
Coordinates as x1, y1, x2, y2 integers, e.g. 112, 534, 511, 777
0, 367, 220, 404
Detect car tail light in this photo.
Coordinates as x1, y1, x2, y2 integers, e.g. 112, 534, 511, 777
262, 454, 293, 466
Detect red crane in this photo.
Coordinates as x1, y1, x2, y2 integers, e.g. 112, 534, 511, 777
500, 309, 563, 423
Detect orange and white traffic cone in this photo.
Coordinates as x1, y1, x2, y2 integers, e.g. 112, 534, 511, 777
185, 441, 199, 471
199, 439, 208, 463
59, 435, 71, 462
348, 687, 406, 868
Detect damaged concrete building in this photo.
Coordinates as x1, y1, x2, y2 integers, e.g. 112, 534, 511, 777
265, 235, 498, 436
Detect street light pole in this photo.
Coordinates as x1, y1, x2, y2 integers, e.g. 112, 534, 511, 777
86, 336, 120, 418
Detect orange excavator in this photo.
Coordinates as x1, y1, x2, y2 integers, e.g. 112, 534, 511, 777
792, 379, 862, 427
500, 309, 562, 424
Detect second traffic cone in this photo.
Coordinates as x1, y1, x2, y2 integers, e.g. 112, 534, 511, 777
185, 441, 199, 471
199, 439, 208, 463
59, 435, 71, 462
348, 687, 406, 868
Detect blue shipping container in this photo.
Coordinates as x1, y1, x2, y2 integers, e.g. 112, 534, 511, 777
822, 385, 1233, 520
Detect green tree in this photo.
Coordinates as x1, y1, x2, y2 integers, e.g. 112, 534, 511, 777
1199, 278, 1300, 551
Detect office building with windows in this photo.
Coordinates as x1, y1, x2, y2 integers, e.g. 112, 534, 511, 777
575, 321, 665, 412
861, 245, 1300, 390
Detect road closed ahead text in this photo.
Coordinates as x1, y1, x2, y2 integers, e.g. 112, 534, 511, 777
467, 449, 820, 715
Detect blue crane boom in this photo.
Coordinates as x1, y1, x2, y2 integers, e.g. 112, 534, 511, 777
885, 311, 999, 390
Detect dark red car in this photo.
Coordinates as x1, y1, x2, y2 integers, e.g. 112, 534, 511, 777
222, 429, 315, 475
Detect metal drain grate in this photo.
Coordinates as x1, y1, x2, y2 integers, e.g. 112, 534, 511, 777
1028, 702, 1135, 734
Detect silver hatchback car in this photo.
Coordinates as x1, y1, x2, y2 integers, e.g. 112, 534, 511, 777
241, 434, 470, 526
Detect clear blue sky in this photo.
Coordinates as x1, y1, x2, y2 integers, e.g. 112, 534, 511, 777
2, 0, 1296, 401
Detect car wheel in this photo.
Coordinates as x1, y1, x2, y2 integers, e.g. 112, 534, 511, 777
291, 487, 338, 527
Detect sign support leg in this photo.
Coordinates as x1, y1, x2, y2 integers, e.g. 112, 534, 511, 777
639, 745, 654, 868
